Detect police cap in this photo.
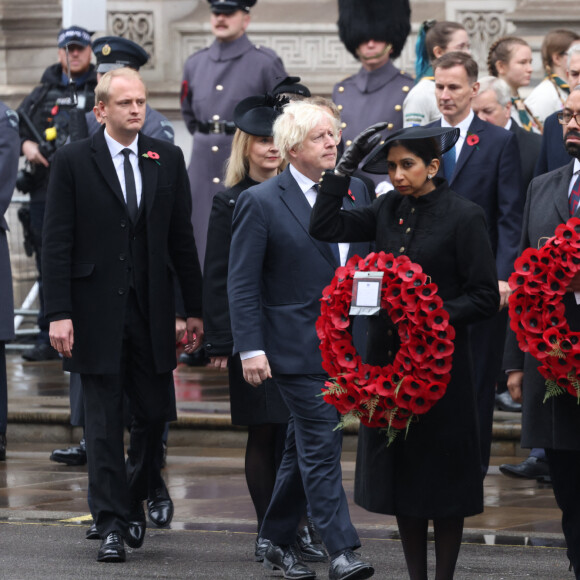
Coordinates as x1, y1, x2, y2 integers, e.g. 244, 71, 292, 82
92, 36, 150, 73
57, 26, 92, 49
207, 0, 257, 15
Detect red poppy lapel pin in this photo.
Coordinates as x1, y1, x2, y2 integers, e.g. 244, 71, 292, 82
466, 132, 480, 148
347, 189, 356, 205
142, 150, 161, 166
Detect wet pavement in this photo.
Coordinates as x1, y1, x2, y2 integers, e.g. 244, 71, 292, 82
0, 352, 572, 578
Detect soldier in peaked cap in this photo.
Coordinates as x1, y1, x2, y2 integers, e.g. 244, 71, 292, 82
332, 0, 413, 192
180, 0, 286, 271
85, 36, 175, 142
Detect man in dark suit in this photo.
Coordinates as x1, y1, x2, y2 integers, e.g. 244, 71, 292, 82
228, 100, 374, 580
431, 52, 523, 475
534, 44, 580, 177
42, 68, 203, 563
504, 87, 580, 577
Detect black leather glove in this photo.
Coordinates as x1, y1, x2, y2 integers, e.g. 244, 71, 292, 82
334, 122, 389, 176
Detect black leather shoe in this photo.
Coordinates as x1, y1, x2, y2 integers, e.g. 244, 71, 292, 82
21, 343, 60, 362
50, 438, 87, 466
126, 501, 146, 549
499, 456, 550, 480
495, 391, 522, 412
263, 543, 316, 579
97, 532, 126, 563
147, 484, 174, 527
329, 550, 374, 580
296, 525, 328, 562
178, 348, 209, 367
86, 523, 99, 540
0, 433, 6, 461
255, 536, 270, 562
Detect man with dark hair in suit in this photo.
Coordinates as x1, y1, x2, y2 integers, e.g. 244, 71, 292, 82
42, 67, 203, 563
534, 44, 580, 177
504, 86, 580, 578
228, 100, 374, 580
430, 51, 523, 476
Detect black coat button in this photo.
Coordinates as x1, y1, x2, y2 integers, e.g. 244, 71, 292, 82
118, 288, 126, 295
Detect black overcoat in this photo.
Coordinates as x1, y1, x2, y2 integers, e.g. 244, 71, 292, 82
203, 175, 288, 425
42, 127, 202, 375
310, 178, 500, 518
503, 161, 580, 450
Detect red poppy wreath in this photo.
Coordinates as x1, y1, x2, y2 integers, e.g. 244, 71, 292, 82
316, 251, 455, 444
508, 217, 580, 401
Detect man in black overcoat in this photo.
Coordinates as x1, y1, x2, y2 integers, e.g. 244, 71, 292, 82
42, 68, 203, 563
504, 87, 580, 578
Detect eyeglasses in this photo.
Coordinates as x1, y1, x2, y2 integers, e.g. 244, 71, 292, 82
558, 111, 580, 125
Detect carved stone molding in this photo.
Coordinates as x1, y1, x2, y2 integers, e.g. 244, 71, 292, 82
108, 11, 155, 68
457, 11, 507, 72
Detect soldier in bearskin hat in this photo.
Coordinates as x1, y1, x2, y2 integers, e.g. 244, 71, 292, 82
332, 0, 412, 192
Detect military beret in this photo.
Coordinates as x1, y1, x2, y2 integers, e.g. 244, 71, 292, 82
92, 36, 149, 73
207, 0, 257, 14
57, 26, 92, 49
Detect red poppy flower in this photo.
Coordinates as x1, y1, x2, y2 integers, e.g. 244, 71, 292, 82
426, 308, 450, 331
147, 150, 160, 159
466, 133, 479, 146
396, 262, 423, 283
51, 105, 59, 116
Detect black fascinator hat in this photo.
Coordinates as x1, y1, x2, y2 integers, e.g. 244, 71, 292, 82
362, 126, 460, 174
233, 93, 289, 136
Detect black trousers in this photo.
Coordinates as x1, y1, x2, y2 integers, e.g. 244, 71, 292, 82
260, 373, 360, 556
82, 291, 172, 538
546, 448, 580, 579
0, 342, 6, 434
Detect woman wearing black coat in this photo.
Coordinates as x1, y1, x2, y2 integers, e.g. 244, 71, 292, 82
203, 95, 325, 563
310, 126, 500, 579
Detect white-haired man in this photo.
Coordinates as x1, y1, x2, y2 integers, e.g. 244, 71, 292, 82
228, 100, 374, 580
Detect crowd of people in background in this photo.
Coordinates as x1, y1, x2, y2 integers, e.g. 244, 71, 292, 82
2, 0, 580, 577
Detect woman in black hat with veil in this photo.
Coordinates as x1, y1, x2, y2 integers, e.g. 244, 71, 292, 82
310, 125, 500, 579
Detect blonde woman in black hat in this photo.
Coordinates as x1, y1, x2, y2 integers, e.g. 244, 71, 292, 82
203, 95, 327, 564
310, 125, 500, 579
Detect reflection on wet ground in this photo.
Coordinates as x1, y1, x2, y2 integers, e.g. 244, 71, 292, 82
1, 353, 566, 550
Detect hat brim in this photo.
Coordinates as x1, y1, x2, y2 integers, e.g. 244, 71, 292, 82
361, 126, 460, 175
96, 63, 125, 73
233, 94, 285, 136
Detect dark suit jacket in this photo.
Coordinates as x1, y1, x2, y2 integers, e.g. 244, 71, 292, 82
227, 166, 372, 375
503, 161, 580, 450
509, 121, 541, 193
431, 114, 523, 280
42, 126, 202, 375
534, 110, 572, 177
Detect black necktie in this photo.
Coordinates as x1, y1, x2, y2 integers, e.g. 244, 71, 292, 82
122, 148, 138, 222
313, 184, 341, 265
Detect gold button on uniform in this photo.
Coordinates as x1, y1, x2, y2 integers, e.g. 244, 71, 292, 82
341, 122, 347, 128
411, 208, 415, 214
399, 246, 405, 253
402, 86, 410, 93
406, 227, 411, 234
387, 123, 394, 130
212, 177, 220, 184
337, 105, 343, 111
346, 140, 352, 146
338, 86, 344, 93
211, 146, 219, 152
216, 85, 223, 91
395, 104, 402, 111
212, 114, 220, 121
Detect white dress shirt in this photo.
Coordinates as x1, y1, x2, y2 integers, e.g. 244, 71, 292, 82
441, 109, 475, 160
103, 128, 143, 207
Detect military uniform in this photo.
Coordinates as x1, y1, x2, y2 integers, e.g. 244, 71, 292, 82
180, 33, 286, 267
333, 61, 413, 185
